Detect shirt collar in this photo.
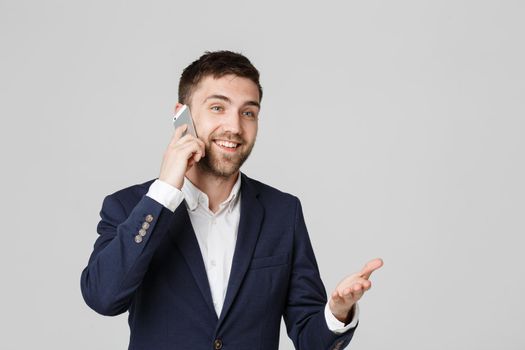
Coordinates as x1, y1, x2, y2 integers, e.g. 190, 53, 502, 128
182, 173, 242, 213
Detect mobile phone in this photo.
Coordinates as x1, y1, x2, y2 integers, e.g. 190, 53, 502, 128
172, 105, 198, 137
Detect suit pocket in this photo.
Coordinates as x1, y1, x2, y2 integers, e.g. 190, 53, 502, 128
249, 253, 289, 270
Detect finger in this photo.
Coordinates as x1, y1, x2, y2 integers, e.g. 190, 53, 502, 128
174, 133, 195, 147
359, 258, 384, 279
338, 279, 372, 305
186, 147, 204, 168
355, 277, 371, 290
349, 285, 364, 301
343, 283, 365, 301
182, 143, 204, 160
338, 277, 368, 292
331, 290, 344, 304
178, 136, 204, 153
193, 151, 202, 163
338, 289, 356, 306
197, 138, 206, 158
346, 283, 361, 294
171, 124, 188, 145
362, 279, 372, 291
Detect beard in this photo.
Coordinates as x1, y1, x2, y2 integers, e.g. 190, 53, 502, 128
196, 131, 255, 178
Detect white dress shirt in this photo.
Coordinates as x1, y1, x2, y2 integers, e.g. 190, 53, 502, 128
146, 175, 358, 333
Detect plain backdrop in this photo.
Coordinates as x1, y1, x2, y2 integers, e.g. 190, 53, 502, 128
1, 0, 524, 349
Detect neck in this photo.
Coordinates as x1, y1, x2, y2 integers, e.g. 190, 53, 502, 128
186, 167, 240, 213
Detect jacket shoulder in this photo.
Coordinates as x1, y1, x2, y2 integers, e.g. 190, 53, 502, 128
104, 178, 156, 207
243, 174, 299, 204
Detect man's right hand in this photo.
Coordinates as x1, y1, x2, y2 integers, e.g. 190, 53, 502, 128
158, 124, 206, 190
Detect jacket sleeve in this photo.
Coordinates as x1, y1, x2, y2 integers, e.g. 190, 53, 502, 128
284, 198, 357, 350
80, 194, 175, 316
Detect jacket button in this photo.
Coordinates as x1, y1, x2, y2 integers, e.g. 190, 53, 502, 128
213, 338, 223, 349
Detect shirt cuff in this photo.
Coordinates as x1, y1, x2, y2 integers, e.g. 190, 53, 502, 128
324, 302, 359, 334
146, 179, 184, 212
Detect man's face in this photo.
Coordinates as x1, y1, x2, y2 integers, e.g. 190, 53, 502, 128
182, 74, 260, 178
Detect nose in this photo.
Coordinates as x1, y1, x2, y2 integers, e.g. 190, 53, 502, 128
222, 110, 242, 135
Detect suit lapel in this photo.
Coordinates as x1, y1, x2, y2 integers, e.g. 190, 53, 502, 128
218, 173, 264, 324
170, 201, 217, 318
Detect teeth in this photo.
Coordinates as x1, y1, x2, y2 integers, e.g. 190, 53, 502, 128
216, 140, 238, 148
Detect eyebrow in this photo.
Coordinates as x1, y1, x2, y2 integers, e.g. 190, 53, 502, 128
204, 94, 260, 109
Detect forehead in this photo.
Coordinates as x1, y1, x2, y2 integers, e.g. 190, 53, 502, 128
190, 74, 260, 105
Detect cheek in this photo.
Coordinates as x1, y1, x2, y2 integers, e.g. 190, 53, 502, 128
195, 121, 215, 140
245, 124, 258, 141
192, 111, 213, 135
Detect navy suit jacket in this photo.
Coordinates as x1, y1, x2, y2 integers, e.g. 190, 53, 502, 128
81, 173, 355, 349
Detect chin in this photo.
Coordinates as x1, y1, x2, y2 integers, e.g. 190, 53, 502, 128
197, 158, 242, 178
198, 142, 253, 178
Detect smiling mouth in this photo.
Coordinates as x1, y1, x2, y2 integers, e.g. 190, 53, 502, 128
213, 139, 241, 152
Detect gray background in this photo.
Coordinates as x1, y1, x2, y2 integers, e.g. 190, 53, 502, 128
1, 0, 524, 349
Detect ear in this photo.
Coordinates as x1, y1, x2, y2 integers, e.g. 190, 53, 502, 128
174, 102, 184, 114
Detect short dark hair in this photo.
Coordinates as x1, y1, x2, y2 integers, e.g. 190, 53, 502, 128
178, 50, 263, 105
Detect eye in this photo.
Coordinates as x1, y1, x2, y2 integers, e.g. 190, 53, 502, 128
242, 110, 257, 119
210, 105, 224, 112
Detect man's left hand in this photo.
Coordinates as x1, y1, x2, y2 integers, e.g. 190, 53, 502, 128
329, 258, 384, 323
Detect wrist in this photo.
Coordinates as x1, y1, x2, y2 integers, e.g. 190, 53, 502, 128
330, 302, 355, 324
158, 176, 183, 190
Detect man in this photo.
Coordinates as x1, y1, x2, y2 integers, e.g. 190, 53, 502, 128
81, 50, 383, 350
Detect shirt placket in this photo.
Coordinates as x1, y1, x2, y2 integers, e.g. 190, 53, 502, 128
208, 214, 224, 316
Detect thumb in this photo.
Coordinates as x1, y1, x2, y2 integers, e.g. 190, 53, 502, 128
359, 258, 384, 279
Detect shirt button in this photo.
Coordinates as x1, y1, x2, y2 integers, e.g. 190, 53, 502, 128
214, 338, 223, 350
210, 260, 216, 267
